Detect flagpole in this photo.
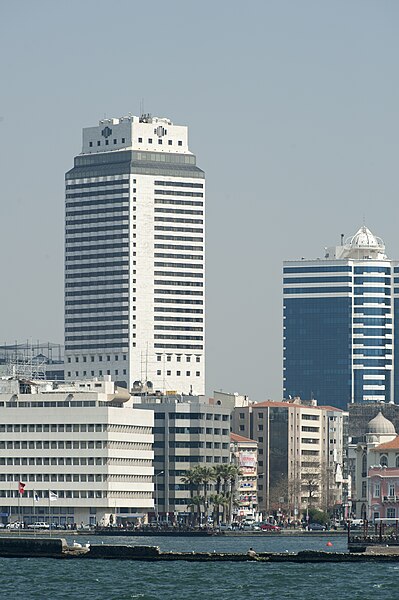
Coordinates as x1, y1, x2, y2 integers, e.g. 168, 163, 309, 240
18, 490, 20, 536
48, 492, 51, 538
33, 492, 36, 538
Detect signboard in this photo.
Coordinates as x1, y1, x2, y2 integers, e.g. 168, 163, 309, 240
239, 452, 256, 467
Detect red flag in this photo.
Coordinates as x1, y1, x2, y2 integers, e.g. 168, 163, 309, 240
18, 481, 25, 495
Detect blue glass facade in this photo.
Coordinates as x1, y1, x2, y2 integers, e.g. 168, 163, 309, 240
283, 259, 395, 410
284, 297, 352, 408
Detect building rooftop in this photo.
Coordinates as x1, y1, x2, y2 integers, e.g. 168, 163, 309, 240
230, 432, 256, 444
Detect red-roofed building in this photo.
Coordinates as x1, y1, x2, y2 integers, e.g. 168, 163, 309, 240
232, 398, 345, 518
230, 433, 258, 521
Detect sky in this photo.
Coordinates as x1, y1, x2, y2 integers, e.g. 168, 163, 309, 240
0, 0, 398, 401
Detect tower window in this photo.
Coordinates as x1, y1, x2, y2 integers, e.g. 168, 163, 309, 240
158, 139, 162, 145
168, 140, 172, 145
148, 138, 153, 144
89, 142, 93, 147
138, 137, 142, 142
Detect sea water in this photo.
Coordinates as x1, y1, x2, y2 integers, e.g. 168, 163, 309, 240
0, 535, 396, 600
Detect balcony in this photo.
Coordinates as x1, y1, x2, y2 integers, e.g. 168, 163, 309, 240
382, 496, 399, 503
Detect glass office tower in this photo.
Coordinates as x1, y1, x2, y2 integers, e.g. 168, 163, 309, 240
283, 226, 396, 410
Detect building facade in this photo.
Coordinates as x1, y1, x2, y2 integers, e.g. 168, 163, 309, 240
284, 226, 397, 409
135, 394, 231, 522
65, 114, 205, 396
353, 411, 399, 520
0, 377, 153, 526
230, 433, 258, 520
232, 399, 344, 517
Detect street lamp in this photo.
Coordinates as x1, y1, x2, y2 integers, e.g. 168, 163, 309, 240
154, 471, 164, 525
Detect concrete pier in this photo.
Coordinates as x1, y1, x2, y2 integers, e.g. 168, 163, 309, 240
1, 538, 399, 562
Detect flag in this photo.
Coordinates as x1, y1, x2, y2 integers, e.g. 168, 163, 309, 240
18, 481, 26, 495
34, 491, 39, 503
49, 491, 58, 502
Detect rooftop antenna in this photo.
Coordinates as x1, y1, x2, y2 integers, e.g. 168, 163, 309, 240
340, 233, 344, 246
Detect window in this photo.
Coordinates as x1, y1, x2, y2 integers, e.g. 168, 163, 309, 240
91, 356, 94, 362
157, 356, 162, 362
158, 139, 162, 144
387, 508, 396, 518
107, 355, 110, 361
99, 356, 102, 362
167, 355, 171, 362
89, 142, 93, 147
148, 138, 152, 143
196, 356, 200, 362
138, 137, 142, 142
113, 139, 117, 144
178, 141, 182, 146
67, 357, 71, 363
168, 140, 172, 145
105, 139, 109, 145
167, 370, 171, 376
122, 137, 125, 143
389, 483, 395, 497
374, 483, 380, 497
196, 371, 200, 376
177, 371, 181, 376
380, 455, 388, 467
177, 356, 181, 362
97, 141, 100, 146
157, 370, 161, 376
186, 371, 190, 376
186, 356, 191, 362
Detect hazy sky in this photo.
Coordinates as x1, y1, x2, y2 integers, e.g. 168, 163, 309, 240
1, 0, 398, 401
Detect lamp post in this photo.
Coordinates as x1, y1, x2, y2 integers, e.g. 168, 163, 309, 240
154, 471, 164, 525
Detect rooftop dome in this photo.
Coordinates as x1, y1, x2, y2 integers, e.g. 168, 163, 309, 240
347, 225, 384, 249
367, 411, 396, 435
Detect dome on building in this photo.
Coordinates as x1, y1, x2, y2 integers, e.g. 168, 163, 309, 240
367, 411, 396, 435
346, 226, 385, 252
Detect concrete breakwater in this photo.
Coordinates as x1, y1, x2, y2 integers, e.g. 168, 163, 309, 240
1, 538, 399, 562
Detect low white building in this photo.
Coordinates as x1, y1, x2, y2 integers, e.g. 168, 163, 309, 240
0, 376, 153, 526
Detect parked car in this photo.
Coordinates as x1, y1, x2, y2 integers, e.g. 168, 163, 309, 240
27, 522, 50, 530
6, 522, 24, 529
308, 523, 326, 531
260, 523, 281, 532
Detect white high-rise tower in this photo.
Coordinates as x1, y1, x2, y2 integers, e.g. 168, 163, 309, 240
65, 114, 205, 395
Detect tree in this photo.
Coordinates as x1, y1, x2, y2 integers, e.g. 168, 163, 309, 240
181, 467, 204, 525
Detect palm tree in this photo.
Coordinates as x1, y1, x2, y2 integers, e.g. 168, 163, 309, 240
196, 466, 216, 523
181, 467, 203, 526
210, 493, 225, 526
188, 495, 203, 526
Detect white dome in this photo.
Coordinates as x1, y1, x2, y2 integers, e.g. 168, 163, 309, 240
346, 226, 385, 251
367, 411, 396, 435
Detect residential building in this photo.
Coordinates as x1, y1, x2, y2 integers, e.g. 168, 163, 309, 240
65, 114, 205, 396
232, 398, 344, 517
230, 433, 258, 520
134, 394, 231, 522
284, 225, 397, 409
0, 376, 153, 526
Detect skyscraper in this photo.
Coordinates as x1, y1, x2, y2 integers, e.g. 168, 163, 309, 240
283, 226, 398, 409
65, 114, 205, 395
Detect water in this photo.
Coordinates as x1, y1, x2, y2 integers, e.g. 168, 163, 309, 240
0, 534, 396, 599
